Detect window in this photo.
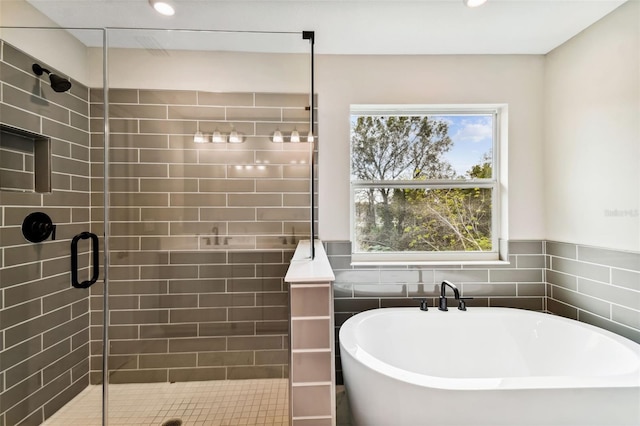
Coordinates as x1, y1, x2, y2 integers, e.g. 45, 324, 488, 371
350, 105, 502, 263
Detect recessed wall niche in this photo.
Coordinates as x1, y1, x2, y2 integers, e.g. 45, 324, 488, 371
0, 124, 51, 193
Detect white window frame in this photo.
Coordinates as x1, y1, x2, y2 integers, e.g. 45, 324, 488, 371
349, 104, 506, 264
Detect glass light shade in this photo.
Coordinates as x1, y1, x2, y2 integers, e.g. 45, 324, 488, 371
149, 0, 175, 15
306, 132, 315, 143
228, 129, 243, 143
290, 129, 300, 143
211, 130, 225, 143
463, 0, 487, 7
193, 131, 208, 144
272, 129, 284, 143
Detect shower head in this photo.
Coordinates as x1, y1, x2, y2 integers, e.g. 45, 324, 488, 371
32, 63, 72, 93
49, 74, 72, 93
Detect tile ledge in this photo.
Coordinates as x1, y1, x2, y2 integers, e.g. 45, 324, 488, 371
285, 240, 335, 283
292, 382, 333, 387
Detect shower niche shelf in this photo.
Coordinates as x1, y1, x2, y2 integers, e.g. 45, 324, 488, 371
0, 124, 51, 193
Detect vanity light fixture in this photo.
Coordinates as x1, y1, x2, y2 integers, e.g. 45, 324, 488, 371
272, 129, 284, 143
193, 130, 208, 144
463, 0, 488, 7
149, 0, 175, 16
211, 129, 225, 143
228, 129, 243, 143
271, 128, 314, 143
192, 129, 245, 144
290, 129, 300, 143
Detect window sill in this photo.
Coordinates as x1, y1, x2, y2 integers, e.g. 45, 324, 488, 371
350, 250, 508, 266
350, 259, 511, 267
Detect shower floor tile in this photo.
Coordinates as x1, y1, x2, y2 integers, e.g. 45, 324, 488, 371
43, 379, 289, 426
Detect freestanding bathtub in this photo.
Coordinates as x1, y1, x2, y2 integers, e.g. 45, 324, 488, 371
339, 307, 640, 426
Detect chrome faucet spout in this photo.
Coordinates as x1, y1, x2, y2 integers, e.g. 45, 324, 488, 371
212, 226, 219, 245
439, 280, 460, 311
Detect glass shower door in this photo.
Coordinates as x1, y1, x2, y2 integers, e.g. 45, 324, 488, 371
0, 27, 105, 426
101, 28, 313, 425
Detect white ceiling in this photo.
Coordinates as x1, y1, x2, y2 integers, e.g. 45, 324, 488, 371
23, 0, 627, 55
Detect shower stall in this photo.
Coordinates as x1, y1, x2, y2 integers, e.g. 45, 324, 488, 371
0, 26, 316, 425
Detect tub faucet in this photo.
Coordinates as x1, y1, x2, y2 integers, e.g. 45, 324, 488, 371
439, 280, 473, 311
212, 226, 219, 245
439, 280, 460, 311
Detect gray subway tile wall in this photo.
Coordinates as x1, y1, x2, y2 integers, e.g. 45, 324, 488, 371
88, 86, 314, 385
546, 241, 640, 343
1, 41, 92, 425
1, 37, 316, 423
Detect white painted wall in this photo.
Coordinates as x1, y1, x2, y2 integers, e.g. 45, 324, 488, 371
0, 0, 92, 84
315, 54, 546, 241
86, 47, 310, 93
544, 1, 639, 252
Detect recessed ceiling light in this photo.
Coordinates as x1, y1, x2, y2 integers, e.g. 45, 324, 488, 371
464, 0, 488, 7
149, 0, 175, 16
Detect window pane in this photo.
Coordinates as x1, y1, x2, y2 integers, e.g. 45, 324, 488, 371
354, 187, 493, 252
436, 114, 493, 178
350, 114, 493, 180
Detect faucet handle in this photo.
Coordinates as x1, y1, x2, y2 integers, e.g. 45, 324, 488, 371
457, 297, 474, 311
412, 298, 429, 311
438, 295, 448, 311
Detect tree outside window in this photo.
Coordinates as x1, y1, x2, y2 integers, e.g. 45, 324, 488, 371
350, 109, 498, 259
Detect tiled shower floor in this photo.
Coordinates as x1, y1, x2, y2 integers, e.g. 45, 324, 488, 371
43, 379, 289, 426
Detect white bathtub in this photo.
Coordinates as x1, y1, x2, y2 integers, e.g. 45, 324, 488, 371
339, 307, 640, 426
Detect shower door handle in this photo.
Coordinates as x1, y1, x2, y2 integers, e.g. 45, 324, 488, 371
71, 231, 99, 289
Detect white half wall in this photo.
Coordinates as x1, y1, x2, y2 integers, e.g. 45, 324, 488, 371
544, 1, 640, 252
315, 54, 546, 242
